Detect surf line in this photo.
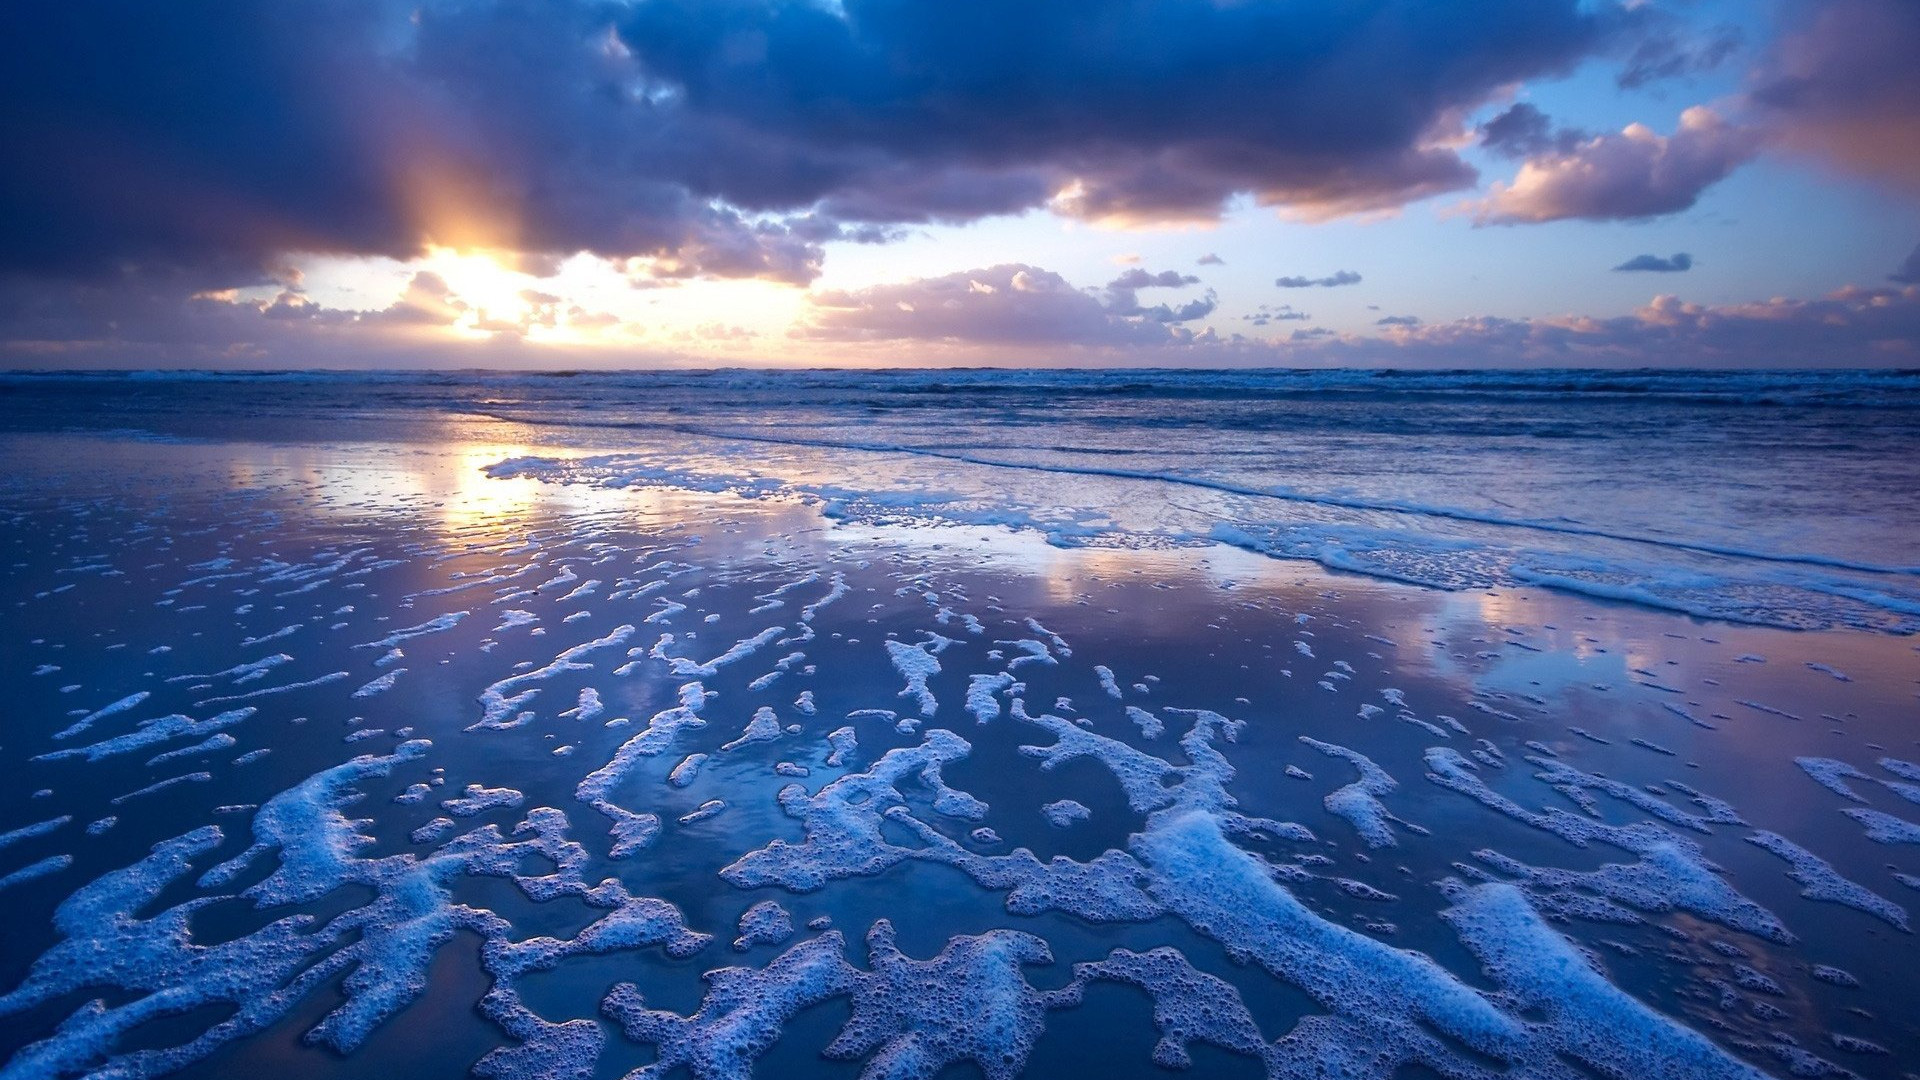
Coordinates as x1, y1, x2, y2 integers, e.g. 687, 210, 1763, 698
468, 409, 1920, 579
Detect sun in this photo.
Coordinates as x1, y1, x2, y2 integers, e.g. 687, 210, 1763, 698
422, 246, 536, 335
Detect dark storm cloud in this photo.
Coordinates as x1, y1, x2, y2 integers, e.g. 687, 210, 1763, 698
0, 4, 409, 281
1613, 253, 1694, 273
0, 0, 836, 287
1, 0, 1624, 291
1276, 271, 1363, 289
622, 0, 1628, 225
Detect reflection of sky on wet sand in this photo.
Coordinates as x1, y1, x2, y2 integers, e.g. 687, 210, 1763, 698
833, 500, 1918, 803
42, 432, 694, 541
828, 496, 1920, 1000
222, 442, 638, 537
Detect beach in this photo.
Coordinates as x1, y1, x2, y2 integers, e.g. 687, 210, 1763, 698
2, 370, 1917, 1080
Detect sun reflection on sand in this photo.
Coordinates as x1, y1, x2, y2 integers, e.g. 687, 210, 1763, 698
438, 445, 543, 534
219, 443, 610, 538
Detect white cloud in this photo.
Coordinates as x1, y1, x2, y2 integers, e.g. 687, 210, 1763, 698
1472, 106, 1759, 224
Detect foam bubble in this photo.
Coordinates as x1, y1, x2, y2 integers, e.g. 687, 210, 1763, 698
721, 730, 980, 891
49, 690, 151, 741
1474, 840, 1793, 943
1747, 830, 1909, 932
474, 625, 633, 730
669, 753, 708, 787
443, 784, 526, 817
825, 726, 858, 767
886, 635, 953, 716
1040, 799, 1091, 828
0, 854, 72, 892
1071, 946, 1270, 1069
721, 707, 783, 752
351, 669, 404, 698
966, 673, 1013, 723
1841, 807, 1920, 845
661, 626, 786, 678
1124, 705, 1164, 739
1300, 736, 1408, 848
733, 901, 795, 951
1795, 758, 1871, 802
576, 681, 709, 856
0, 816, 71, 852
1441, 881, 1770, 1080
35, 707, 256, 763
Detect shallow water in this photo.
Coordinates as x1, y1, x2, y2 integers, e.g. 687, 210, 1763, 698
1, 371, 1917, 1080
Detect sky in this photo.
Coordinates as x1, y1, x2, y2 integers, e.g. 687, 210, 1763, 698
2, 0, 1918, 370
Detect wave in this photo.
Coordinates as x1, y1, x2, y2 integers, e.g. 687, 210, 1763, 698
475, 411, 1920, 578
488, 444, 1920, 633
8, 367, 1920, 409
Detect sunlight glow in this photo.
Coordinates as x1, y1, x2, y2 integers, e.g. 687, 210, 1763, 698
282, 246, 820, 358
423, 247, 538, 337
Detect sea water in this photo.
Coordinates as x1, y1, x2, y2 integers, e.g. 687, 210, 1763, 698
1, 369, 1917, 1080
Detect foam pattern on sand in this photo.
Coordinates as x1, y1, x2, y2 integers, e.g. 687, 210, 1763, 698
9, 442, 1919, 1080
1299, 736, 1411, 848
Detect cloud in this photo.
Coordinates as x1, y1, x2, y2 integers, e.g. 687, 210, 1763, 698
798, 263, 1212, 347
679, 322, 757, 343
1473, 106, 1760, 224
623, 211, 830, 286
1306, 285, 1920, 367
1477, 103, 1586, 160
1241, 304, 1309, 327
1893, 243, 1920, 285
785, 255, 1916, 369
1613, 252, 1693, 273
1276, 271, 1362, 288
360, 272, 469, 326
794, 268, 1920, 367
0, 0, 1626, 292
1197, 254, 1225, 266
0, 255, 660, 369
1748, 0, 1920, 196
1615, 23, 1741, 90
1103, 269, 1216, 323
1107, 269, 1198, 291
8, 260, 1916, 370
784, 216, 908, 247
